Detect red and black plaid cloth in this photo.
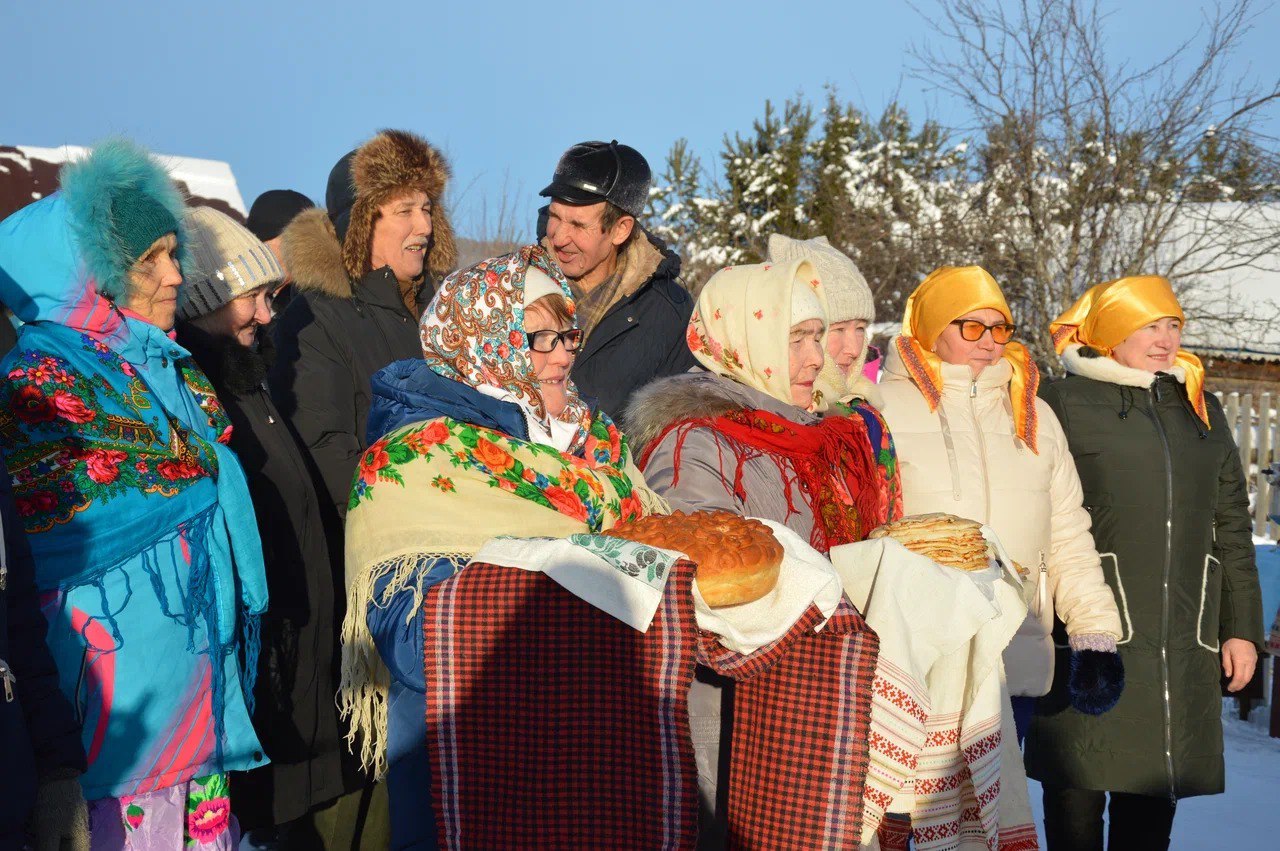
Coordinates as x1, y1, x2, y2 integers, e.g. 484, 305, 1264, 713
421, 560, 879, 850
422, 559, 701, 850
699, 598, 880, 850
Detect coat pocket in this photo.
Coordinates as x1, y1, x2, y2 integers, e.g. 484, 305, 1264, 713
1197, 554, 1223, 652
1100, 553, 1133, 645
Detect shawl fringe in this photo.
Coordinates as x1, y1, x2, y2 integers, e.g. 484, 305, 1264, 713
339, 551, 469, 777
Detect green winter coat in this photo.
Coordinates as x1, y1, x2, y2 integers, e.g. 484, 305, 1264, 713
1024, 346, 1264, 799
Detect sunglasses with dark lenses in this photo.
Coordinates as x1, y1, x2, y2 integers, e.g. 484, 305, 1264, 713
950, 319, 1017, 344
526, 328, 584, 354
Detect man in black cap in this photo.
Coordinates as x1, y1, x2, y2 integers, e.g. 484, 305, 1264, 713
246, 189, 315, 314
539, 140, 694, 418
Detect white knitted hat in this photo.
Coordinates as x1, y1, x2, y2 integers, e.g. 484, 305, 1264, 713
177, 206, 283, 321
790, 278, 826, 326
768, 234, 874, 323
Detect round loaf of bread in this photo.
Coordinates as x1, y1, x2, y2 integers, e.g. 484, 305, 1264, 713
605, 510, 784, 607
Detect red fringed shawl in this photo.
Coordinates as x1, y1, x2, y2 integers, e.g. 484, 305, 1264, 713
640, 407, 887, 554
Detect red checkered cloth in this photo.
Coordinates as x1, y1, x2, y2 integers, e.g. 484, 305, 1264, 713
422, 558, 700, 850
698, 597, 880, 851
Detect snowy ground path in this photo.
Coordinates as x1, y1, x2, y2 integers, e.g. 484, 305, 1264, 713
1027, 541, 1280, 848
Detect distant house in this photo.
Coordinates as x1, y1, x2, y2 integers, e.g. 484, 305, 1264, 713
1169, 203, 1280, 394
0, 144, 247, 223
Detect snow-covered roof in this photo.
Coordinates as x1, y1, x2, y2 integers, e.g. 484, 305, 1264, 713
0, 144, 246, 221
1162, 203, 1280, 358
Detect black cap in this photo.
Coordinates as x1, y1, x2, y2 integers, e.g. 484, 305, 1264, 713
246, 189, 315, 242
326, 150, 358, 242
539, 140, 652, 218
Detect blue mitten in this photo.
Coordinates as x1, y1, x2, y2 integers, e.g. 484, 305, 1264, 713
1067, 634, 1124, 715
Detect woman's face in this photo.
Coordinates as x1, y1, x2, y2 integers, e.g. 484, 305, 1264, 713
933, 307, 1008, 377
525, 302, 576, 418
789, 318, 826, 408
1112, 316, 1182, 371
125, 233, 183, 329
826, 319, 869, 376
193, 286, 273, 347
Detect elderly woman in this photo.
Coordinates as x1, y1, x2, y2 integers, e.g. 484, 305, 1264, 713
1025, 276, 1264, 851
626, 260, 893, 848
627, 260, 894, 553
767, 234, 880, 406
0, 141, 267, 848
339, 246, 666, 848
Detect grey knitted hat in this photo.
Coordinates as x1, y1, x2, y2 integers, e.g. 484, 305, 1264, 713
177, 206, 283, 321
767, 234, 874, 324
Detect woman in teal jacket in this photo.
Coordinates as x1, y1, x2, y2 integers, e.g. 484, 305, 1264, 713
0, 140, 268, 848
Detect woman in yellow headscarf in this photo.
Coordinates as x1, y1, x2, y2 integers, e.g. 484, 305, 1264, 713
1025, 275, 1264, 851
875, 266, 1123, 849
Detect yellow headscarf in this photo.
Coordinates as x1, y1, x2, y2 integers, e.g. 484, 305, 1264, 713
1050, 275, 1208, 427
686, 260, 828, 410
896, 265, 1041, 453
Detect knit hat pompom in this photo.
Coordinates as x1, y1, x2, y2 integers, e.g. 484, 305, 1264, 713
59, 138, 188, 301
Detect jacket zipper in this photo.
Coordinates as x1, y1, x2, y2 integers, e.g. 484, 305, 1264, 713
1149, 382, 1178, 803
0, 658, 14, 702
970, 379, 992, 519
1037, 551, 1048, 616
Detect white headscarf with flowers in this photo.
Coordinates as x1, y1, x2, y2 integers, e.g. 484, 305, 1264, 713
420, 245, 593, 453
685, 259, 829, 410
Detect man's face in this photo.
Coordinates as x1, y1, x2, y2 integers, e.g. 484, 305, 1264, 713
545, 200, 631, 283
370, 191, 432, 283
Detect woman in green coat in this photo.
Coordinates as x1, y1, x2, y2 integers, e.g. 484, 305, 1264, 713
1025, 275, 1264, 851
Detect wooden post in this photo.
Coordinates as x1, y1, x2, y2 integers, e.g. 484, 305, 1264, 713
1257, 394, 1274, 535
1226, 392, 1241, 456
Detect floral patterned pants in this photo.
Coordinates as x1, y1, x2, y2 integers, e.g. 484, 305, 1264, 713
88, 774, 238, 849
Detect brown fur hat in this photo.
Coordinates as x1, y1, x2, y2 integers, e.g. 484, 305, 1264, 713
341, 129, 458, 283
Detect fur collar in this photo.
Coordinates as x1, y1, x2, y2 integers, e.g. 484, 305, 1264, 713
281, 208, 352, 299
1060, 343, 1186, 388
623, 370, 816, 456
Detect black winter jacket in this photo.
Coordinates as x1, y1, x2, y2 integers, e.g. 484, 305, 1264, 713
1025, 346, 1264, 799
268, 209, 434, 521
179, 325, 351, 827
1, 456, 84, 848
541, 229, 695, 419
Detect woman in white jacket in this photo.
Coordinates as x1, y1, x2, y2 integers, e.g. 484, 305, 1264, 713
877, 266, 1123, 741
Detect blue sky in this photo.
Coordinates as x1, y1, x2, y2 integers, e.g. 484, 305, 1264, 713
3, 0, 1275, 239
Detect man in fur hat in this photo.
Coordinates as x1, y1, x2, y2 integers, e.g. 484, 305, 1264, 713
269, 129, 457, 524
538, 140, 694, 418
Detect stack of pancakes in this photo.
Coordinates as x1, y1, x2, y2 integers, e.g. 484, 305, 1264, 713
606, 510, 784, 607
868, 513, 1008, 573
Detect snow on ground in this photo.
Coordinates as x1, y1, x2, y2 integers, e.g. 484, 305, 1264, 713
1027, 541, 1280, 848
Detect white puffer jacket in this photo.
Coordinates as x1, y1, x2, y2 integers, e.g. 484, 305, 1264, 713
878, 339, 1121, 696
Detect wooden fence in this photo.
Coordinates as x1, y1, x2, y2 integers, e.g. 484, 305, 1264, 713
1216, 391, 1279, 539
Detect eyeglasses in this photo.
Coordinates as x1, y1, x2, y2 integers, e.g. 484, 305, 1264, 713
950, 319, 1017, 344
526, 328, 584, 354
